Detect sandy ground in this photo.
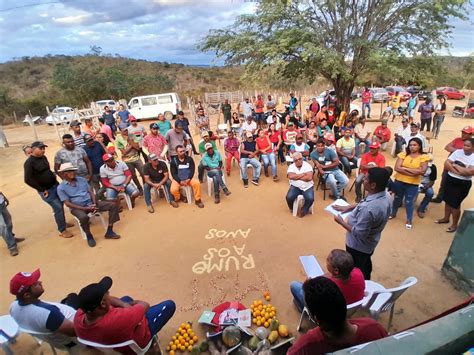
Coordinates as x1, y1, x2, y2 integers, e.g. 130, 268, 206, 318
0, 99, 473, 354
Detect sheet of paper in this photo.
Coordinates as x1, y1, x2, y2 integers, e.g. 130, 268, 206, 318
237, 309, 251, 327
299, 255, 324, 279
324, 198, 351, 219
198, 310, 216, 325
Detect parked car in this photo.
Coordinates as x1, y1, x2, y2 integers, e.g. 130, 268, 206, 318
316, 90, 337, 107
436, 87, 465, 100
22, 115, 43, 126
95, 99, 117, 111
128, 92, 182, 120
370, 88, 390, 103
385, 86, 411, 101
45, 107, 77, 125
406, 86, 423, 95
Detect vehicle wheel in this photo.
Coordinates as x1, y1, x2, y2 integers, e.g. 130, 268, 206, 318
164, 111, 173, 120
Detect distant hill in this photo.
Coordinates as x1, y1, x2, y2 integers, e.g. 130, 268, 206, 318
0, 54, 471, 123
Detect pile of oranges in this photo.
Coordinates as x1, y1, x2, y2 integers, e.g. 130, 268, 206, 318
166, 322, 198, 354
250, 292, 277, 328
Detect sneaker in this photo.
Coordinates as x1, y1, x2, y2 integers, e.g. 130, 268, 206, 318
10, 247, 19, 256
104, 232, 121, 239
147, 205, 155, 213
251, 179, 259, 186
223, 188, 231, 196
14, 237, 25, 243
405, 223, 413, 230
431, 197, 442, 204
87, 238, 96, 247
243, 179, 249, 188
170, 200, 179, 208
59, 230, 74, 238
417, 211, 425, 219
195, 200, 204, 208
65, 222, 75, 228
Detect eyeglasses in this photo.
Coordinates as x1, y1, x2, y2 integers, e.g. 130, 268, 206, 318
294, 158, 303, 161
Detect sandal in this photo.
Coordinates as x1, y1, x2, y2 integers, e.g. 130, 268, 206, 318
446, 226, 457, 233
434, 219, 449, 224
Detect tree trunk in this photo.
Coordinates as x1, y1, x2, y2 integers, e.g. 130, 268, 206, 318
333, 78, 355, 113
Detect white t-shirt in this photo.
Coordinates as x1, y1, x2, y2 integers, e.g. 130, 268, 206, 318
99, 160, 129, 186
396, 125, 411, 141
287, 161, 314, 191
448, 149, 474, 181
241, 121, 257, 134
354, 123, 370, 139
241, 102, 254, 117
10, 300, 76, 346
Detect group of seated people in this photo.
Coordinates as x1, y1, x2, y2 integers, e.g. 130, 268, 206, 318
8, 269, 175, 353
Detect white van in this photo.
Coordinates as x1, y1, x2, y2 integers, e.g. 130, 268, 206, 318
128, 93, 181, 120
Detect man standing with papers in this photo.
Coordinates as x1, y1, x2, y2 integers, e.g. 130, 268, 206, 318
333, 168, 391, 280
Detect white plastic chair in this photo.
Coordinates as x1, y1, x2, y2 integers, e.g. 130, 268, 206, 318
77, 334, 156, 354
118, 192, 133, 210
73, 212, 107, 240
292, 195, 314, 217
217, 123, 229, 144
151, 185, 171, 204
296, 298, 364, 332
363, 277, 418, 331
181, 186, 193, 204
0, 315, 19, 355
18, 326, 76, 355
207, 174, 227, 196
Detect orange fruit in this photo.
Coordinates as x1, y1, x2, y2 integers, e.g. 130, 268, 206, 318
192, 336, 198, 342
170, 351, 175, 355
171, 344, 177, 351
189, 340, 194, 345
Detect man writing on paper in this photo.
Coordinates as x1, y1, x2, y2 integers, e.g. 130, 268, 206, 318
333, 168, 391, 280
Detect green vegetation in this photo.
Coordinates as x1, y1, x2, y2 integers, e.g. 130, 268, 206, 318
200, 0, 470, 111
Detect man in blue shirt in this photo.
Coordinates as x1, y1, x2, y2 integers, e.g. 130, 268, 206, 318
102, 106, 117, 135
83, 134, 106, 195
332, 167, 391, 280
116, 104, 130, 127
310, 140, 348, 200
57, 163, 121, 247
201, 143, 231, 203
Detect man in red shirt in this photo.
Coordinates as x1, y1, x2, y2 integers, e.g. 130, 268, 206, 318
290, 249, 365, 312
288, 277, 387, 355
72, 276, 175, 353
355, 141, 386, 202
432, 125, 473, 203
361, 87, 373, 119
373, 120, 391, 151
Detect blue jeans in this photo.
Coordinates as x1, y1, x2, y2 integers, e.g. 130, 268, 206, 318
39, 184, 66, 232
285, 185, 314, 215
339, 156, 357, 174
0, 202, 16, 250
105, 184, 139, 200
362, 103, 371, 118
355, 138, 370, 157
417, 186, 434, 213
240, 157, 261, 180
290, 281, 304, 312
120, 297, 176, 338
391, 180, 419, 224
261, 152, 277, 177
207, 169, 227, 196
323, 170, 349, 198
144, 180, 172, 206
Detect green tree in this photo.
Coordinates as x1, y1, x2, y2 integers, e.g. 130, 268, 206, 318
200, 0, 468, 110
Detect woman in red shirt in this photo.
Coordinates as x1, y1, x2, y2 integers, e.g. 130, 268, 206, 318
268, 123, 284, 165
257, 128, 278, 181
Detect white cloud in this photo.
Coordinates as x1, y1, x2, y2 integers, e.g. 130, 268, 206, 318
53, 14, 92, 25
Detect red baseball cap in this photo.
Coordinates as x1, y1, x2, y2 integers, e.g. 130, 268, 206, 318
369, 141, 381, 149
102, 153, 114, 162
128, 115, 137, 122
461, 126, 473, 134
10, 269, 41, 296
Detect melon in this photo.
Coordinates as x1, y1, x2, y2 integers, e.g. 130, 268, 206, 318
222, 326, 242, 347
255, 326, 269, 340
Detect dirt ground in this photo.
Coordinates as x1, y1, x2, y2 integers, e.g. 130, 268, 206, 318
0, 99, 473, 354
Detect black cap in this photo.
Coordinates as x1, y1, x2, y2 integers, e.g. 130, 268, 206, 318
31, 141, 48, 148
71, 276, 113, 313
70, 120, 81, 127
83, 134, 93, 142
177, 110, 184, 115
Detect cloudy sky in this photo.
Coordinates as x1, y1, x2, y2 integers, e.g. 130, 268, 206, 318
0, 0, 472, 64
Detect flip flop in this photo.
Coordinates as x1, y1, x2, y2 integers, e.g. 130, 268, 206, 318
446, 227, 457, 233
434, 219, 449, 224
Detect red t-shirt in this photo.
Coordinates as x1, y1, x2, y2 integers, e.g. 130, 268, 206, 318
256, 136, 272, 153
373, 126, 391, 142
287, 317, 388, 355
267, 131, 281, 145
255, 99, 264, 113
330, 268, 365, 305
450, 137, 465, 150
360, 152, 386, 174
74, 304, 150, 353
362, 91, 373, 104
